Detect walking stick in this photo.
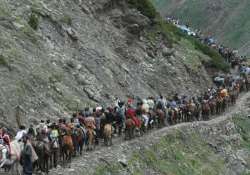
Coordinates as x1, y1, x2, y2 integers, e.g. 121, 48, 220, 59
15, 105, 25, 128
15, 105, 21, 128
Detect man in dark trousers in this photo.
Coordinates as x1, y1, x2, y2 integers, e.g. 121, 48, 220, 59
21, 135, 33, 175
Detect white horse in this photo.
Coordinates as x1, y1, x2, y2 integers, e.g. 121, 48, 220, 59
9, 140, 23, 175
0, 139, 26, 175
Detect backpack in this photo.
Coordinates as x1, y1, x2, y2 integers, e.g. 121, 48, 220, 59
156, 101, 163, 110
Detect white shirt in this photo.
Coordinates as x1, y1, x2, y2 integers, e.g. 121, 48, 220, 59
15, 130, 27, 141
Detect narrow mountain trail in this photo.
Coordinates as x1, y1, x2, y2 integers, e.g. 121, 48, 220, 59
49, 92, 250, 175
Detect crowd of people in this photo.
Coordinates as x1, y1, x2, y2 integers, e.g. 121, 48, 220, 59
0, 70, 249, 174
166, 16, 249, 67
0, 18, 250, 175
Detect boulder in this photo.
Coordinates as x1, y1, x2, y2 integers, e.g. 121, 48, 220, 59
162, 47, 175, 57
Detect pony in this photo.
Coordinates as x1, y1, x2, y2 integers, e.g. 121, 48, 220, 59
0, 140, 23, 175
74, 126, 84, 155
103, 124, 112, 146
202, 100, 210, 120
33, 138, 50, 173
60, 128, 74, 167
86, 128, 95, 151
168, 108, 179, 125
125, 119, 135, 140
208, 98, 217, 115
155, 109, 165, 128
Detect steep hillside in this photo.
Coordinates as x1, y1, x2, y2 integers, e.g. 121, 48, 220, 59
151, 0, 250, 56
50, 92, 250, 175
0, 0, 226, 128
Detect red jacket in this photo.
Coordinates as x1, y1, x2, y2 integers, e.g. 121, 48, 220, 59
126, 108, 141, 128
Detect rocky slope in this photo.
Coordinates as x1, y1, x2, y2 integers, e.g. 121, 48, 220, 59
0, 0, 221, 128
151, 0, 250, 56
49, 92, 250, 175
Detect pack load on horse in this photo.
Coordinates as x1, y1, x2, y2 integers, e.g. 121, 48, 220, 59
220, 88, 229, 98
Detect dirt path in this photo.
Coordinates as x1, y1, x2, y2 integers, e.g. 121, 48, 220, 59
49, 92, 250, 175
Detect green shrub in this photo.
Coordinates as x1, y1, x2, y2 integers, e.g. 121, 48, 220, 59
0, 55, 8, 66
128, 0, 157, 19
28, 13, 39, 30
146, 16, 185, 47
159, 20, 230, 72
60, 15, 72, 25
0, 55, 11, 70
192, 39, 230, 72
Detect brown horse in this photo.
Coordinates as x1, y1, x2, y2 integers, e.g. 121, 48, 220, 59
194, 102, 201, 121
125, 118, 135, 140
168, 108, 179, 125
75, 127, 84, 155
209, 98, 217, 115
61, 131, 74, 166
155, 109, 165, 128
216, 97, 223, 114
202, 101, 210, 120
86, 128, 95, 151
186, 102, 197, 122
103, 124, 112, 146
33, 139, 50, 173
229, 89, 237, 105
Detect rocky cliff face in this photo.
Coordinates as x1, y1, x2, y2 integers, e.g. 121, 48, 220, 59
0, 0, 213, 128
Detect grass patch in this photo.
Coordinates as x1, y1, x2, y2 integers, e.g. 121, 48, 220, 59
28, 13, 39, 30
233, 114, 250, 149
0, 1, 11, 18
0, 55, 11, 70
156, 20, 230, 72
147, 18, 230, 71
0, 55, 9, 67
145, 16, 180, 47
49, 73, 63, 83
191, 39, 230, 72
21, 24, 38, 44
94, 164, 122, 175
92, 130, 226, 175
60, 14, 72, 25
128, 0, 157, 19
